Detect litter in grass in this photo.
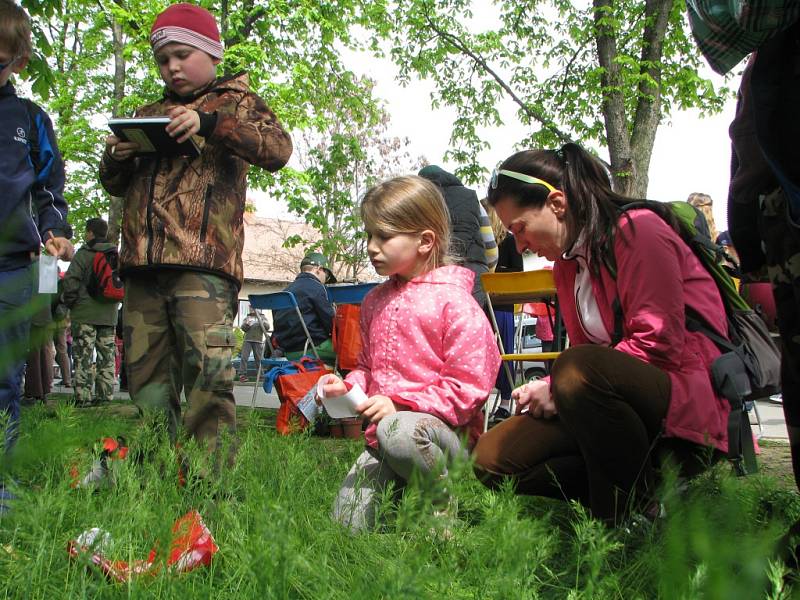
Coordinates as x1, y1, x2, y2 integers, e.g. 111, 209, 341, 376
67, 510, 218, 582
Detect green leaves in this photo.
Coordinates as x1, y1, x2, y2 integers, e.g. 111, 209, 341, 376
381, 0, 731, 195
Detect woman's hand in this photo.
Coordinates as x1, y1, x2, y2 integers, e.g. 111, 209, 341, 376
512, 379, 557, 419
166, 106, 200, 143
318, 375, 346, 405
105, 134, 139, 161
356, 394, 397, 423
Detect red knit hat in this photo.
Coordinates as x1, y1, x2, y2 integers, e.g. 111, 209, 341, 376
150, 3, 223, 60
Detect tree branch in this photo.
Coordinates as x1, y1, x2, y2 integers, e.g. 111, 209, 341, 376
422, 11, 572, 144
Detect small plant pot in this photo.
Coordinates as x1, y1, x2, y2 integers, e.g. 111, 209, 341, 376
329, 422, 344, 438
340, 417, 363, 440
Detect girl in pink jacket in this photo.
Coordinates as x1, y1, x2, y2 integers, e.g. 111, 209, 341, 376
474, 143, 730, 526
322, 175, 500, 532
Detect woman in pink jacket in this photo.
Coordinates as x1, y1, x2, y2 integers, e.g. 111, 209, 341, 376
473, 143, 730, 526
321, 175, 501, 532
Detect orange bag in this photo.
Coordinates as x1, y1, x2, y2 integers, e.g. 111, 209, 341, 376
332, 304, 362, 371
270, 358, 332, 435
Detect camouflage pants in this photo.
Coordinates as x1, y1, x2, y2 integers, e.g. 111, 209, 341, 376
71, 323, 116, 405
759, 189, 800, 428
123, 271, 237, 456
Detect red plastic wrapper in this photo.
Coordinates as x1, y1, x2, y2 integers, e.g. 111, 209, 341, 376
67, 510, 218, 582
69, 436, 129, 489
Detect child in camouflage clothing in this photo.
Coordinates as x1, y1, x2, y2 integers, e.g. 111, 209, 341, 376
99, 3, 292, 461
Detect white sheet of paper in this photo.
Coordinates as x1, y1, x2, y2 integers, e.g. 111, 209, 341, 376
318, 376, 367, 419
38, 254, 58, 293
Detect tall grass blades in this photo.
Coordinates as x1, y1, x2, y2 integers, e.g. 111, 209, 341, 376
0, 398, 798, 598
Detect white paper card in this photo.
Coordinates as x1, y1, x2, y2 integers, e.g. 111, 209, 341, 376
38, 254, 58, 293
318, 376, 367, 419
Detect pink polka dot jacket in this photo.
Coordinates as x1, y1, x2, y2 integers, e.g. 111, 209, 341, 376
345, 265, 501, 450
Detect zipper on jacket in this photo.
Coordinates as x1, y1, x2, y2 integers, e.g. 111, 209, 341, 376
199, 184, 213, 242
146, 158, 160, 265
28, 193, 42, 246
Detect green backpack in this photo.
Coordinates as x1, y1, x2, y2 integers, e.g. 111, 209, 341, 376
613, 201, 781, 475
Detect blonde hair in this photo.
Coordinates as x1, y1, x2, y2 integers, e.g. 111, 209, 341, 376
483, 200, 507, 243
687, 192, 718, 242
361, 175, 453, 272
0, 0, 32, 59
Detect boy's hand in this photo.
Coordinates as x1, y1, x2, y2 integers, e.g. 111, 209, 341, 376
512, 379, 556, 419
44, 236, 74, 260
105, 134, 139, 161
357, 394, 396, 423
166, 106, 200, 143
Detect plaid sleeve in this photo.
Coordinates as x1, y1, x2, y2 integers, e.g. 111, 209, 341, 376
686, 0, 800, 74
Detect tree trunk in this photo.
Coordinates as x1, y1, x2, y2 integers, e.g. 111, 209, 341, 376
628, 0, 673, 199
595, 0, 672, 198
107, 18, 126, 246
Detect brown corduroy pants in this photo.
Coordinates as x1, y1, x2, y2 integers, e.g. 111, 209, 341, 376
474, 345, 719, 524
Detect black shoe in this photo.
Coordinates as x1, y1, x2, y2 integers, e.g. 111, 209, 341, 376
490, 407, 511, 423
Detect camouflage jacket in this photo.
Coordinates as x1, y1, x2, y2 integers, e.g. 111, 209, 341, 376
99, 73, 292, 288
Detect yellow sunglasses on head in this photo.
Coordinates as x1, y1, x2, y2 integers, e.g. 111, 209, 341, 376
490, 168, 556, 193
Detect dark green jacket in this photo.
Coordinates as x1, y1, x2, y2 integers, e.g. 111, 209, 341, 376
61, 238, 120, 326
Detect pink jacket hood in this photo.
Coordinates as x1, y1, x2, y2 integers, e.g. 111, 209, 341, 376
345, 265, 501, 449
554, 209, 730, 451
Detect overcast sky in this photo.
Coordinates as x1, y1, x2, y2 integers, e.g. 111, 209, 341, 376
258, 11, 742, 235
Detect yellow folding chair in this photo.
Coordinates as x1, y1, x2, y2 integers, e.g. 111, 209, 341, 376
481, 269, 564, 430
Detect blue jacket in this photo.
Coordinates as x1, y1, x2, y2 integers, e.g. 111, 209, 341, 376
0, 82, 70, 271
272, 272, 334, 352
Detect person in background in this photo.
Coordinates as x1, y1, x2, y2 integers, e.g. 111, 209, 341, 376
687, 192, 719, 244
61, 218, 119, 407
474, 143, 732, 526
115, 307, 126, 392
99, 3, 292, 464
322, 175, 500, 532
478, 199, 498, 272
52, 274, 71, 388
484, 204, 523, 424
272, 252, 336, 363
22, 294, 55, 405
238, 307, 268, 381
419, 165, 490, 311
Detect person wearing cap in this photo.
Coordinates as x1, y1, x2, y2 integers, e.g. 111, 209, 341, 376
271, 252, 337, 363
98, 3, 292, 463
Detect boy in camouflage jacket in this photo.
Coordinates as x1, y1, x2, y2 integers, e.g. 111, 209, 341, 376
99, 3, 292, 462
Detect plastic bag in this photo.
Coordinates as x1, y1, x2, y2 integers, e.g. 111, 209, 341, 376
67, 510, 218, 582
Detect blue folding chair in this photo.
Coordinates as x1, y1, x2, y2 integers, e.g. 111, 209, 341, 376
326, 282, 379, 305
248, 291, 320, 408
326, 282, 379, 373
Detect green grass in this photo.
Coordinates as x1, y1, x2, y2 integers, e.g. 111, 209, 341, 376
1, 396, 799, 599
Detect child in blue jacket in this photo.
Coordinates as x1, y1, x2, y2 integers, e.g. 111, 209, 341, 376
0, 0, 72, 464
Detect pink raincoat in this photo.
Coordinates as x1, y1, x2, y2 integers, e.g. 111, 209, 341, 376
345, 265, 501, 449
553, 209, 731, 451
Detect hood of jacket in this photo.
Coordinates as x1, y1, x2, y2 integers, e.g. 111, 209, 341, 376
418, 165, 463, 188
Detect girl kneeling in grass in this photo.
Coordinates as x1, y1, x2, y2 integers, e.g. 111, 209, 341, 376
321, 175, 501, 532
